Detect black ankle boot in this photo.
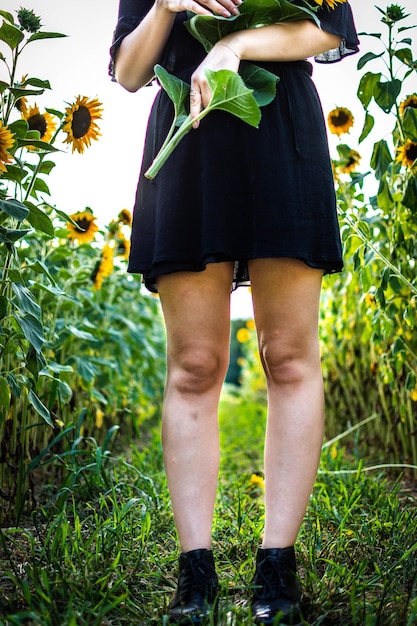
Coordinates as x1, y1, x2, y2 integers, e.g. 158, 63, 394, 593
168, 548, 219, 623
251, 547, 301, 625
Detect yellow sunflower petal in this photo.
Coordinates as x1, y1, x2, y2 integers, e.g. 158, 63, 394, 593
327, 107, 354, 136
66, 210, 99, 243
63, 95, 103, 154
396, 139, 417, 168
0, 121, 15, 173
21, 103, 57, 150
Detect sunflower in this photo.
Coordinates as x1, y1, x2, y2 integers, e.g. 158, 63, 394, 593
21, 103, 57, 148
118, 208, 132, 226
327, 107, 354, 136
92, 244, 114, 290
396, 139, 417, 168
116, 235, 130, 260
399, 94, 417, 117
339, 149, 361, 173
313, 0, 347, 8
0, 121, 15, 173
15, 96, 29, 116
66, 210, 99, 243
63, 95, 103, 154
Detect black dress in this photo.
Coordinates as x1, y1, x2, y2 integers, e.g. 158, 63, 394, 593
110, 1, 359, 292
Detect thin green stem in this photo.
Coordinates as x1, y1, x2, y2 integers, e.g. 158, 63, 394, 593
145, 111, 207, 179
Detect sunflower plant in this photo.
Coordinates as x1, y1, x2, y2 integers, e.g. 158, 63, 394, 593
0, 8, 109, 524
313, 4, 417, 467
145, 0, 347, 178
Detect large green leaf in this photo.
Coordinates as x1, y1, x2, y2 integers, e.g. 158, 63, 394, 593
403, 107, 417, 142
27, 31, 66, 43
0, 20, 24, 49
0, 226, 31, 243
186, 14, 248, 52
11, 283, 42, 320
374, 78, 402, 113
28, 389, 52, 426
402, 176, 417, 212
357, 51, 384, 71
25, 203, 54, 236
359, 112, 375, 143
0, 376, 10, 412
0, 10, 14, 23
370, 140, 392, 179
154, 65, 190, 128
205, 68, 260, 126
0, 198, 29, 222
357, 72, 381, 109
240, 64, 279, 107
13, 312, 45, 352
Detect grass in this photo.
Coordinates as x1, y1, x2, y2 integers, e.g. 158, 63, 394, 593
0, 390, 416, 625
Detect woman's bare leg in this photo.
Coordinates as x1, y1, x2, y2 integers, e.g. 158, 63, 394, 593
249, 258, 324, 548
157, 262, 234, 553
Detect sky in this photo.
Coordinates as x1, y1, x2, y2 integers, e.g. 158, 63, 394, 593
1, 0, 416, 316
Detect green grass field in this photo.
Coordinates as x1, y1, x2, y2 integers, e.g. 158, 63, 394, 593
1, 391, 416, 625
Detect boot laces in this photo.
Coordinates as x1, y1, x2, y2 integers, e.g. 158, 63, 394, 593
179, 555, 217, 601
253, 555, 288, 601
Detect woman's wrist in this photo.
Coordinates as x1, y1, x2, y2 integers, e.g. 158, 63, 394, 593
216, 41, 241, 60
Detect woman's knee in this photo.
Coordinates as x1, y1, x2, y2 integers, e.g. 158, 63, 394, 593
259, 338, 319, 387
169, 346, 229, 395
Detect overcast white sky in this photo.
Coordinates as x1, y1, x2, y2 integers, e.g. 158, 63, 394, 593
1, 0, 416, 315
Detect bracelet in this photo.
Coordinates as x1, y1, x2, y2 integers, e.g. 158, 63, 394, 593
217, 42, 240, 60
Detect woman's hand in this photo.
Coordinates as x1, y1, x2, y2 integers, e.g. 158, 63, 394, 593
157, 0, 241, 19
190, 40, 241, 128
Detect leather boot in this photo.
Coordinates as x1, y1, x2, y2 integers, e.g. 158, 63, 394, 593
251, 547, 301, 625
168, 548, 219, 623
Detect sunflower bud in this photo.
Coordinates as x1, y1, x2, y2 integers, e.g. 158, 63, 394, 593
382, 4, 408, 24
17, 7, 42, 33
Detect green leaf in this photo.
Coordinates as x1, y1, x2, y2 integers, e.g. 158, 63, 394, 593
25, 203, 54, 236
28, 388, 52, 426
357, 72, 381, 109
145, 68, 261, 179
359, 112, 375, 143
186, 13, 248, 53
0, 376, 10, 412
370, 140, 392, 179
10, 87, 45, 100
0, 198, 29, 222
0, 226, 32, 243
240, 64, 279, 107
0, 10, 14, 23
67, 325, 98, 342
357, 51, 384, 70
402, 175, 417, 212
376, 178, 394, 214
26, 345, 47, 378
0, 21, 24, 49
154, 64, 190, 126
13, 312, 45, 351
0, 294, 7, 319
17, 138, 60, 152
374, 78, 402, 113
7, 119, 28, 139
394, 47, 413, 64
402, 107, 417, 142
23, 77, 51, 90
27, 31, 67, 42
11, 283, 42, 320
205, 68, 261, 126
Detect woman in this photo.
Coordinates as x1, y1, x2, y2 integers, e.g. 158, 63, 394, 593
110, 0, 359, 623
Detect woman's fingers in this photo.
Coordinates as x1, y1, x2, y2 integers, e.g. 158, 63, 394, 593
188, 0, 241, 17
189, 88, 202, 129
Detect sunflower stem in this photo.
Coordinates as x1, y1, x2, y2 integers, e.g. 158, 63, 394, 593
145, 112, 207, 180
